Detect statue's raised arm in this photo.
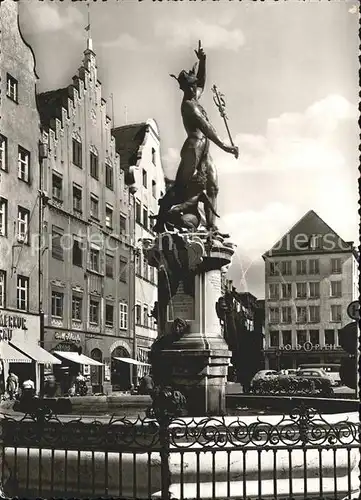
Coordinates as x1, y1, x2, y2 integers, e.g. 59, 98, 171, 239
194, 40, 206, 98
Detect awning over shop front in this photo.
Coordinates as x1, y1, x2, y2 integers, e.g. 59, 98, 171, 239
10, 341, 61, 365
113, 357, 151, 367
53, 351, 104, 366
0, 342, 31, 363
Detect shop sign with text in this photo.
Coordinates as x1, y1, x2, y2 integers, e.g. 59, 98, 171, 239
55, 332, 81, 343
279, 342, 338, 352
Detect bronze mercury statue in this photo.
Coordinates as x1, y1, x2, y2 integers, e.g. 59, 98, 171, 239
152, 41, 238, 234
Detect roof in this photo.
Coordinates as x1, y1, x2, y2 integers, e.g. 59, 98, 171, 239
37, 88, 71, 128
111, 123, 147, 171
263, 210, 355, 258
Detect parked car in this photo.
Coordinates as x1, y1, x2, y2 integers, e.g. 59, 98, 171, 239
298, 363, 341, 386
250, 370, 278, 392
296, 368, 334, 396
278, 369, 297, 376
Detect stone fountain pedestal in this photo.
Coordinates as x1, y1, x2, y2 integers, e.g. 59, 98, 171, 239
145, 231, 235, 416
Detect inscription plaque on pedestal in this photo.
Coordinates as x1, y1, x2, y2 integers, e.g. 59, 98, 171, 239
168, 282, 195, 321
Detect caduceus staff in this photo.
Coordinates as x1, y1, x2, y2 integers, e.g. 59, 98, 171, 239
212, 85, 236, 147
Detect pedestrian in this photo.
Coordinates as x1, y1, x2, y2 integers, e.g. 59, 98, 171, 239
6, 372, 19, 400
138, 373, 154, 396
21, 378, 35, 403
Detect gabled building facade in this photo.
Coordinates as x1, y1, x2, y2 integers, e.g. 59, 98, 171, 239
262, 210, 358, 370
113, 121, 166, 380
0, 1, 47, 391
37, 38, 133, 393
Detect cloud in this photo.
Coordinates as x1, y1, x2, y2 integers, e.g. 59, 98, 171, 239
155, 18, 245, 51
221, 202, 298, 258
162, 147, 179, 178
101, 33, 144, 51
20, 3, 83, 35
213, 94, 357, 175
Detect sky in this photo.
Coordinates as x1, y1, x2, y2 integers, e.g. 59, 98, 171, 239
18, 0, 359, 298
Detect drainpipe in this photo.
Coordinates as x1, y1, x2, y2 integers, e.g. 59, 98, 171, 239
38, 140, 48, 395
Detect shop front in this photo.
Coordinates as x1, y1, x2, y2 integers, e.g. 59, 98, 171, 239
265, 342, 347, 371
0, 310, 60, 395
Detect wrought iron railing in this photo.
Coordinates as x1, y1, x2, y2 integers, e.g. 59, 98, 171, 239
0, 401, 359, 499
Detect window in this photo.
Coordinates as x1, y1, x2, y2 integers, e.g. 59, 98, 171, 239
309, 329, 319, 345
72, 295, 82, 321
106, 254, 114, 278
6, 74, 18, 102
281, 307, 292, 324
151, 147, 156, 164
105, 163, 113, 190
119, 214, 126, 234
90, 248, 100, 272
135, 201, 141, 224
142, 168, 148, 189
269, 284, 279, 300
16, 275, 29, 311
135, 252, 141, 275
89, 299, 100, 324
280, 261, 291, 276
0, 271, 6, 308
152, 180, 156, 198
143, 305, 148, 326
0, 135, 8, 171
90, 152, 98, 179
143, 207, 148, 230
52, 173, 63, 200
325, 329, 335, 345
105, 303, 114, 327
72, 237, 83, 267
296, 282, 307, 299
309, 305, 320, 323
73, 185, 82, 213
331, 258, 342, 274
330, 281, 342, 297
296, 330, 307, 345
296, 306, 307, 323
143, 255, 148, 280
18, 146, 30, 182
105, 205, 113, 229
90, 195, 99, 219
119, 302, 128, 330
309, 259, 319, 275
0, 198, 7, 236
52, 227, 64, 260
296, 260, 307, 275
269, 262, 278, 276
269, 308, 279, 324
149, 265, 155, 284
282, 330, 292, 345
119, 256, 127, 282
135, 304, 142, 325
281, 283, 292, 299
309, 282, 320, 298
51, 291, 63, 318
17, 206, 29, 243
72, 138, 82, 167
269, 332, 279, 347
331, 305, 342, 322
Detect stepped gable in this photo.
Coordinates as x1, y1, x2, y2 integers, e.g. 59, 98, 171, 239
112, 123, 147, 171
263, 210, 354, 257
